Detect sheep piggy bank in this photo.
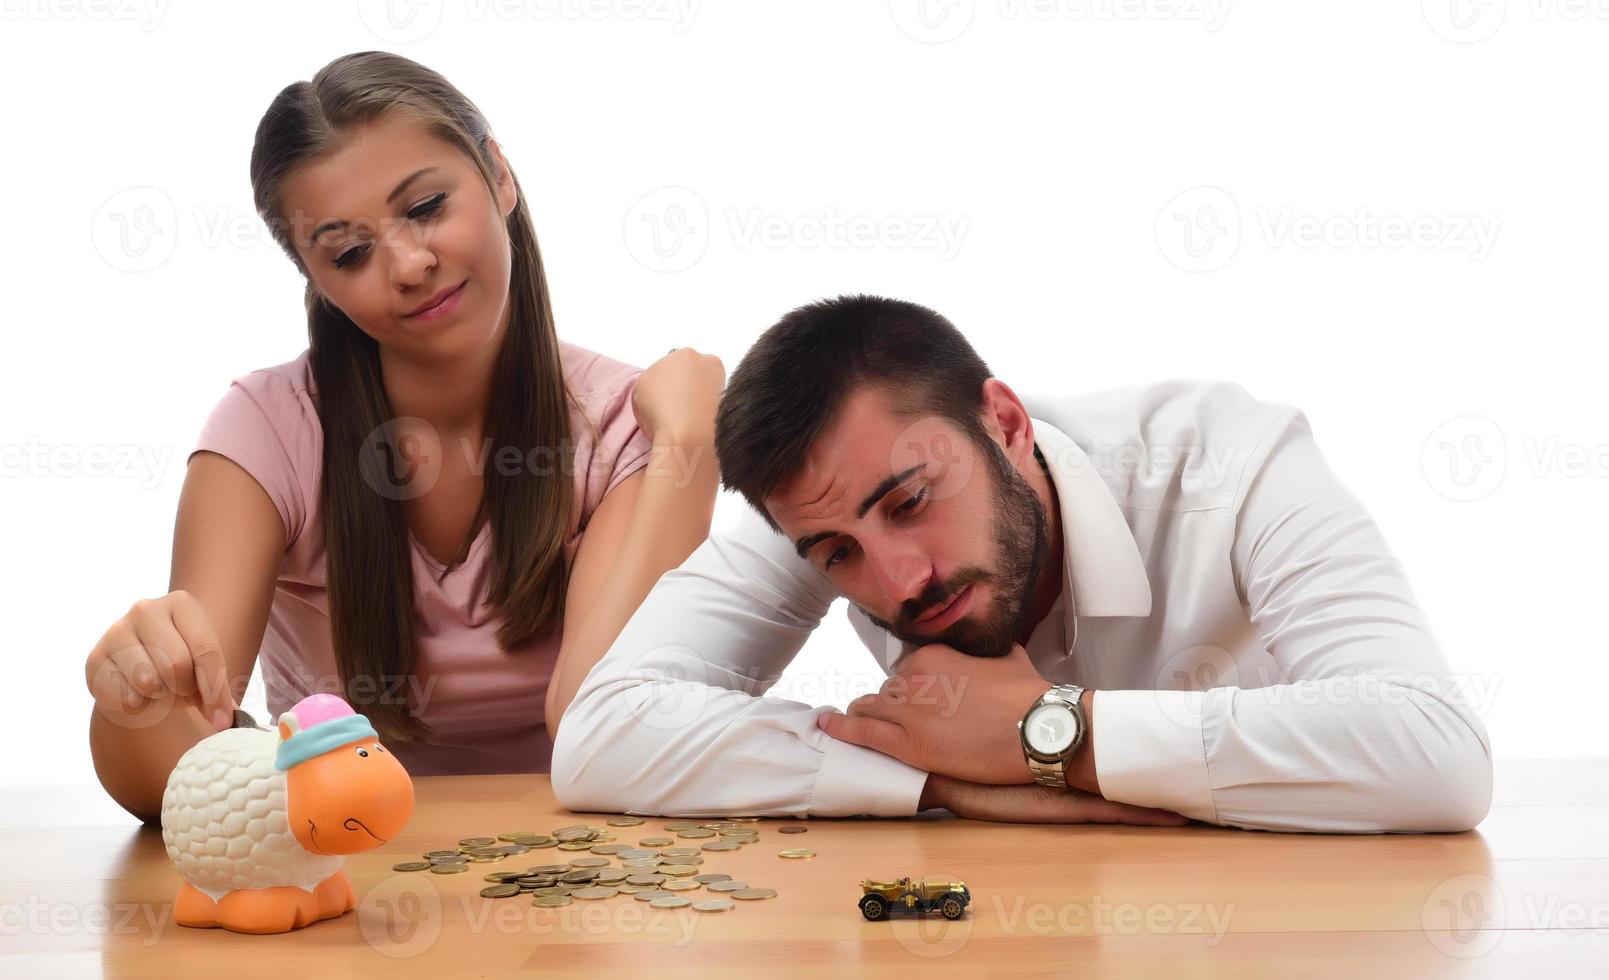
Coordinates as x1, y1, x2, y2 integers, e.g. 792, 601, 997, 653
160, 693, 415, 934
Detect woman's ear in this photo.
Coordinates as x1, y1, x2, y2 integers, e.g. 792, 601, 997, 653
485, 137, 517, 219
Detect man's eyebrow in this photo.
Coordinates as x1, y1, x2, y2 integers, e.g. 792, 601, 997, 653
790, 465, 923, 561
305, 166, 441, 247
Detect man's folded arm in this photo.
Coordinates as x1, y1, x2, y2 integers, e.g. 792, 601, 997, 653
1094, 411, 1493, 834
550, 503, 929, 818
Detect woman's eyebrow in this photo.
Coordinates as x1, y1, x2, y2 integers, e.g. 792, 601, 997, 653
305, 166, 441, 246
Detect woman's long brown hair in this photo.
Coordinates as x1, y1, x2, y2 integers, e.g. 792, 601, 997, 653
247, 51, 588, 741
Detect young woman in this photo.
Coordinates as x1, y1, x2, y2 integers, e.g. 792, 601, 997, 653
83, 51, 723, 821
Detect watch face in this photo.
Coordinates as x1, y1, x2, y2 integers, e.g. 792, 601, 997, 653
1025, 703, 1078, 754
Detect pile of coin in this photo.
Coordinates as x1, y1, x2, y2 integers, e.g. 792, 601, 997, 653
391, 819, 788, 912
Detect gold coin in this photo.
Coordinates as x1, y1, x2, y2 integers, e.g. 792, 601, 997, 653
483, 871, 522, 882
662, 880, 701, 892
468, 847, 506, 858
732, 888, 777, 901
663, 821, 702, 831
557, 841, 595, 851
779, 849, 816, 859
615, 884, 648, 895
568, 857, 611, 868
392, 862, 431, 872
661, 847, 701, 858
621, 858, 660, 869
571, 886, 618, 901
466, 853, 501, 863
424, 850, 461, 859
677, 829, 716, 839
430, 863, 470, 875
702, 841, 742, 852
705, 880, 747, 892
460, 837, 496, 848
527, 864, 570, 875
618, 848, 660, 859
530, 886, 568, 897
702, 822, 739, 831
638, 837, 674, 847
594, 869, 630, 884
552, 824, 589, 835
626, 873, 667, 886
527, 839, 558, 849
607, 816, 646, 827
559, 869, 600, 883
480, 883, 522, 899
660, 856, 703, 867
498, 831, 537, 841
778, 826, 809, 835
590, 843, 627, 855
693, 899, 735, 913
650, 896, 691, 909
633, 890, 673, 903
534, 895, 572, 908
658, 864, 698, 877
731, 816, 761, 822
693, 873, 732, 884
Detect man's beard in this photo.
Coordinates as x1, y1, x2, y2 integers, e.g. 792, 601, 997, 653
862, 438, 1050, 658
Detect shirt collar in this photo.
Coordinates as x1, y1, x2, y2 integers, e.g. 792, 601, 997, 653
1031, 417, 1153, 628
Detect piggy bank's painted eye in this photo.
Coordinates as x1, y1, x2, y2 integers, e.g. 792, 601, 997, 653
356, 747, 369, 757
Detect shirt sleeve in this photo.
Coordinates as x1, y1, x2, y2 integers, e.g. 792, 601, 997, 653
190, 371, 319, 548
1093, 411, 1494, 833
550, 502, 930, 818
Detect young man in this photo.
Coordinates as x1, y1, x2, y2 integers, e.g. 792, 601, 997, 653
551, 295, 1492, 833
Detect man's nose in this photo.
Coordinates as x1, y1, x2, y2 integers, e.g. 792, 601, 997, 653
869, 546, 931, 612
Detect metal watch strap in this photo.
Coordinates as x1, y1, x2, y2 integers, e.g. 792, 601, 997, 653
1026, 684, 1086, 789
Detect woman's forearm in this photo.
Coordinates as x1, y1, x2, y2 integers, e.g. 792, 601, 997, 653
544, 436, 720, 735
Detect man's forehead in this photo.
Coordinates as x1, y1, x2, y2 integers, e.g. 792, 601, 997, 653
768, 388, 961, 523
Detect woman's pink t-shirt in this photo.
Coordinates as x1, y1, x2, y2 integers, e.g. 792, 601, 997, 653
190, 340, 653, 776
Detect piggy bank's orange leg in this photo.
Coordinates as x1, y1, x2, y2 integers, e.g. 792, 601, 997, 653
313, 870, 355, 921
173, 882, 219, 928
214, 885, 321, 934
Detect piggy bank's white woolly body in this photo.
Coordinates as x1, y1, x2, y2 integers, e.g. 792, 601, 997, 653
160, 728, 343, 902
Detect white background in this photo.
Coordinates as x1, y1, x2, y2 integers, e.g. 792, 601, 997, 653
2, 0, 1604, 788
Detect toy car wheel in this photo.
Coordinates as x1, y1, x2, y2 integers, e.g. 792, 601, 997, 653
939, 896, 964, 920
860, 895, 889, 921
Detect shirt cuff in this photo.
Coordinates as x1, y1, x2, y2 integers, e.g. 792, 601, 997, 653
1093, 689, 1219, 823
809, 718, 929, 817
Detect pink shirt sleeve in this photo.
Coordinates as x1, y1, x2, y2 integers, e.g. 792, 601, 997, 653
566, 347, 655, 536
190, 361, 321, 549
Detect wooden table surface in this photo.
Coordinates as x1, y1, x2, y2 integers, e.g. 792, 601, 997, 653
2, 758, 1605, 978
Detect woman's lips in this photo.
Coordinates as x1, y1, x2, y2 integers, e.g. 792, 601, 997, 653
407, 280, 466, 320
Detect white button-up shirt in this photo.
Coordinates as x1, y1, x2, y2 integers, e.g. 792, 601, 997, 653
553, 380, 1493, 833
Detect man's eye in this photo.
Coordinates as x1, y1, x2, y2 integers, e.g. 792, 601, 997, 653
895, 488, 927, 516
824, 544, 851, 570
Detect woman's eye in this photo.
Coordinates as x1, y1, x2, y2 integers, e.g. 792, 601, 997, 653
331, 195, 445, 270
408, 192, 446, 221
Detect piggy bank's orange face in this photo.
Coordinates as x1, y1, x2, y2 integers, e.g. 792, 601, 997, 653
284, 735, 415, 855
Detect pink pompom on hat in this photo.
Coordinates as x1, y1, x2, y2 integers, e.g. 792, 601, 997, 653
274, 694, 378, 771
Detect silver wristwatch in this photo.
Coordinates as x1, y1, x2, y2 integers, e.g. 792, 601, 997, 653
1018, 683, 1088, 789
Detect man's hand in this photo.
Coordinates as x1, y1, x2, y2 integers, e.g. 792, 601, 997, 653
919, 773, 1188, 825
816, 642, 1049, 785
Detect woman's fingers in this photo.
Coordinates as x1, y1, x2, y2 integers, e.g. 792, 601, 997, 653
168, 591, 235, 730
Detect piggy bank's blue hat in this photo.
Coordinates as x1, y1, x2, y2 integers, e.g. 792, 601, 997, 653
274, 694, 377, 771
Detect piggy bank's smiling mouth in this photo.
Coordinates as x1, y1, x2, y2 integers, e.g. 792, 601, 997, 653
344, 817, 387, 843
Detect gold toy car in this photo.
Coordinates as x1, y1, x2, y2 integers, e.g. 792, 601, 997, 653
858, 875, 971, 921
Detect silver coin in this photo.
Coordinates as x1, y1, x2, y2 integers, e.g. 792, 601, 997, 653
693, 899, 735, 913
650, 896, 691, 909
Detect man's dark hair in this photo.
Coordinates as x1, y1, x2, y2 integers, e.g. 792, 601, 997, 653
715, 294, 994, 530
